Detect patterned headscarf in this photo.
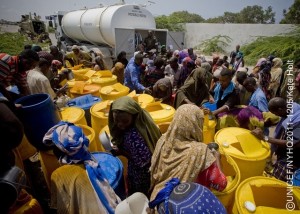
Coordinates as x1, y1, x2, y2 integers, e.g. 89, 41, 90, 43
43, 121, 120, 213
149, 178, 226, 214
150, 104, 215, 200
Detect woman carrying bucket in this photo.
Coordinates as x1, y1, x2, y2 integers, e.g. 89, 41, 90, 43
108, 96, 161, 197
150, 104, 227, 201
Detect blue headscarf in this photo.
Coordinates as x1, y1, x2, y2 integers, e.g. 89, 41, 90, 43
149, 178, 226, 214
43, 121, 120, 213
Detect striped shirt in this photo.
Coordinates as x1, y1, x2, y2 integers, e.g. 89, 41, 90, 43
0, 53, 28, 92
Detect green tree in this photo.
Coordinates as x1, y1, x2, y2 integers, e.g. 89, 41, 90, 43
239, 5, 275, 24
155, 11, 204, 31
207, 12, 239, 23
207, 5, 275, 23
195, 35, 232, 55
280, 0, 300, 24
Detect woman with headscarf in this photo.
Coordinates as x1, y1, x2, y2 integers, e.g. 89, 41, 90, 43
114, 51, 128, 67
111, 62, 125, 83
94, 54, 108, 71
173, 57, 195, 90
152, 78, 172, 105
150, 104, 227, 201
268, 57, 283, 98
148, 179, 226, 214
43, 122, 120, 214
144, 57, 165, 88
108, 97, 161, 197
174, 67, 211, 109
201, 62, 213, 87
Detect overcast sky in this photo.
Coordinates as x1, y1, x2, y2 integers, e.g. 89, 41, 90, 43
0, 0, 294, 23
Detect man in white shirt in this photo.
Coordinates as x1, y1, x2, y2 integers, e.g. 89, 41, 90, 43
27, 58, 56, 99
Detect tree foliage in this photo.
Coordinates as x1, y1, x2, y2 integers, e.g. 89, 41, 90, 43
280, 0, 300, 24
243, 28, 300, 66
195, 35, 232, 55
155, 11, 204, 31
206, 5, 275, 23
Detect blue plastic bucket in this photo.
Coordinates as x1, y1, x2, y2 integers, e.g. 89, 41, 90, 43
92, 152, 126, 199
202, 102, 217, 111
15, 94, 60, 150
67, 94, 101, 126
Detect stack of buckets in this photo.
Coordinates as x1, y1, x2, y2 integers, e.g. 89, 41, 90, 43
202, 102, 217, 144
90, 100, 113, 152
214, 127, 271, 212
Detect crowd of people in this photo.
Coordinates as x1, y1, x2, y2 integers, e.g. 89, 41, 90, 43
1, 41, 300, 213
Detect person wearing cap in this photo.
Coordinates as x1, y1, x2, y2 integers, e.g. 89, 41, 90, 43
0, 49, 39, 98
64, 45, 92, 67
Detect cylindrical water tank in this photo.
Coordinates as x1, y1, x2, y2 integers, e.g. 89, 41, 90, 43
62, 4, 156, 47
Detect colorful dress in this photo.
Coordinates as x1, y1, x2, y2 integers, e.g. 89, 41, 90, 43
122, 127, 152, 196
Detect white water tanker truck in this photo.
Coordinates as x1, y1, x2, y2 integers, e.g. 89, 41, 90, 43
50, 4, 184, 68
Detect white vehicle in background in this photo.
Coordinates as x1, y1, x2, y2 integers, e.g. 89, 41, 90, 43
48, 3, 184, 68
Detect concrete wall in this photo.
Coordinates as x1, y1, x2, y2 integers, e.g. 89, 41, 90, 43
185, 23, 297, 55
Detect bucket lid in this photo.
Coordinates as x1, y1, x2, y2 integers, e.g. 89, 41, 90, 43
100, 83, 129, 95
67, 94, 101, 109
202, 102, 217, 111
70, 84, 100, 95
60, 107, 85, 123
144, 102, 175, 123
214, 127, 270, 159
91, 152, 123, 189
90, 100, 112, 118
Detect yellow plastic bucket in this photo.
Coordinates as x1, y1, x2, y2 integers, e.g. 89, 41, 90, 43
91, 72, 118, 87
39, 150, 61, 190
69, 83, 101, 98
90, 100, 113, 151
72, 68, 92, 80
144, 102, 175, 124
232, 176, 300, 213
60, 107, 87, 125
215, 127, 270, 182
127, 90, 155, 108
77, 124, 96, 152
203, 114, 217, 144
157, 122, 171, 134
16, 134, 37, 160
100, 83, 130, 100
213, 154, 241, 213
